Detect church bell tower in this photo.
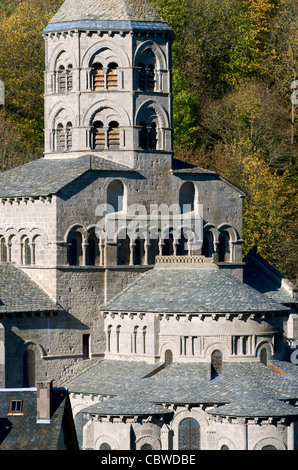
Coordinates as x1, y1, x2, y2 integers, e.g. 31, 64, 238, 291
43, 0, 174, 168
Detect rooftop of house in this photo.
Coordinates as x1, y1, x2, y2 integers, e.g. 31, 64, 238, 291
0, 387, 77, 450
0, 265, 62, 314
64, 359, 298, 419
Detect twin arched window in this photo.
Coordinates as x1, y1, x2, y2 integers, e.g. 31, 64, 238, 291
92, 120, 120, 149
139, 121, 157, 150
57, 122, 72, 151
92, 62, 118, 91
58, 64, 73, 93
138, 49, 156, 92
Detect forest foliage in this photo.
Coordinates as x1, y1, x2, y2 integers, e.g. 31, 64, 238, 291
0, 0, 297, 281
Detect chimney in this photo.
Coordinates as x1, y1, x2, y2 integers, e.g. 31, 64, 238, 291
36, 380, 53, 424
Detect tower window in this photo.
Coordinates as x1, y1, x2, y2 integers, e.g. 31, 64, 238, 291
107, 121, 120, 148
93, 120, 105, 149
66, 64, 73, 91
57, 123, 65, 151
139, 121, 148, 150
58, 65, 66, 92
148, 122, 157, 150
107, 63, 118, 90
93, 63, 105, 91
66, 122, 72, 150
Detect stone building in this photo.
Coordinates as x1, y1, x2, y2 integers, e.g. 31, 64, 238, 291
0, 0, 297, 451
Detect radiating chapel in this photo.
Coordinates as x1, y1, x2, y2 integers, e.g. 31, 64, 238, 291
0, 0, 298, 451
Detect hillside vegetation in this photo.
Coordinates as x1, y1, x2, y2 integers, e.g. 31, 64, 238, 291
0, 0, 297, 281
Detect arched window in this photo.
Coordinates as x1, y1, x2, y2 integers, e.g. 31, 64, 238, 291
100, 443, 112, 450
133, 326, 139, 353
179, 418, 200, 450
108, 121, 120, 148
107, 325, 112, 353
87, 233, 100, 266
92, 63, 105, 91
260, 347, 268, 366
117, 235, 130, 265
107, 180, 124, 213
66, 122, 72, 150
68, 232, 83, 266
176, 232, 188, 256
148, 122, 157, 150
143, 326, 147, 354
202, 232, 214, 257
58, 65, 66, 92
22, 238, 31, 265
134, 238, 145, 265
147, 64, 155, 91
139, 121, 148, 150
138, 63, 146, 90
148, 238, 159, 264
165, 349, 173, 366
220, 445, 229, 450
211, 350, 223, 379
137, 50, 156, 91
23, 347, 36, 387
92, 120, 105, 149
0, 237, 7, 262
107, 63, 118, 90
179, 182, 195, 213
163, 233, 174, 256
116, 325, 121, 353
262, 445, 277, 450
66, 64, 73, 90
57, 123, 65, 151
141, 444, 153, 450
218, 231, 230, 262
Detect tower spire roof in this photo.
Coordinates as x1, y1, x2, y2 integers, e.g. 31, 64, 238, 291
48, 0, 165, 25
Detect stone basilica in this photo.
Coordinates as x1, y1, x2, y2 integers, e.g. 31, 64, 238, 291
0, 0, 298, 451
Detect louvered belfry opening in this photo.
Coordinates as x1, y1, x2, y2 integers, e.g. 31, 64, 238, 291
93, 63, 105, 90
108, 121, 120, 148
107, 63, 118, 90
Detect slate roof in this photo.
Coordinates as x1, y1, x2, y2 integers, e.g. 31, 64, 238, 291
101, 266, 289, 314
47, 0, 167, 28
0, 155, 133, 198
243, 251, 298, 305
64, 359, 298, 418
0, 388, 77, 450
0, 264, 61, 314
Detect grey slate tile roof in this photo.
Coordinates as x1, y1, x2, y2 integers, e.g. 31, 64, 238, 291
0, 388, 74, 449
0, 155, 133, 198
101, 266, 289, 314
65, 359, 298, 418
0, 264, 61, 313
243, 251, 298, 305
48, 0, 165, 25
83, 397, 172, 416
